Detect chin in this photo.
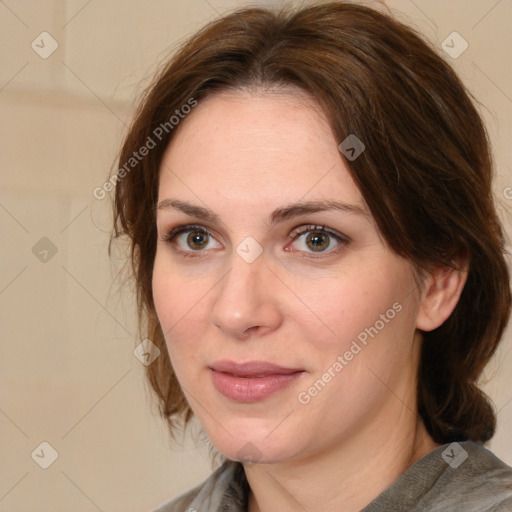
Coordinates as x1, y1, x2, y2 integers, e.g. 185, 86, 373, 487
206, 426, 299, 465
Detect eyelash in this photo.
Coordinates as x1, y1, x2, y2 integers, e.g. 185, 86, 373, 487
159, 223, 350, 259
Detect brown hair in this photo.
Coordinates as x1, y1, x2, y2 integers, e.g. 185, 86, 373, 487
110, 1, 511, 444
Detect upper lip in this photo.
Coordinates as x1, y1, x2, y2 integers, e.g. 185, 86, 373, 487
210, 360, 304, 377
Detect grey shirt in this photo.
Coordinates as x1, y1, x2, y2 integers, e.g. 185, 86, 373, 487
153, 441, 512, 511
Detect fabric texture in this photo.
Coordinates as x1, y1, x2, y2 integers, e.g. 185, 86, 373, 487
152, 441, 512, 511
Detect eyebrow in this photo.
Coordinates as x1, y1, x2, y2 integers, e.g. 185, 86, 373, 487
155, 198, 370, 225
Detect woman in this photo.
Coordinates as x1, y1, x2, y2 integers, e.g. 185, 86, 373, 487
110, 2, 512, 510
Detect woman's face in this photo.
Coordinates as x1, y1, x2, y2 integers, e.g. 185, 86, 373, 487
153, 90, 426, 464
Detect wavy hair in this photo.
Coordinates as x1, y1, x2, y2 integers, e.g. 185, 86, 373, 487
110, 1, 511, 444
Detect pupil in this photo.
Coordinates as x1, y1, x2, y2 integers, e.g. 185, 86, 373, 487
307, 232, 328, 251
188, 231, 208, 250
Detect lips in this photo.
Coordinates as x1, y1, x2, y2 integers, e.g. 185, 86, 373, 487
209, 360, 303, 377
209, 360, 305, 402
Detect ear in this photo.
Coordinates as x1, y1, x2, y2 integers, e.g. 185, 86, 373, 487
415, 259, 469, 332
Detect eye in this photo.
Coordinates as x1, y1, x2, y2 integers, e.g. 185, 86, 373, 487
160, 223, 350, 259
160, 224, 221, 257
287, 225, 349, 256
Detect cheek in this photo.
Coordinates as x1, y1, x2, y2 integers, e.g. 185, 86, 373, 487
152, 259, 177, 332
300, 263, 418, 388
298, 265, 404, 344
152, 253, 209, 326
151, 258, 206, 362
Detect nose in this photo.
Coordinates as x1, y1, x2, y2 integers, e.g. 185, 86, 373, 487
210, 250, 283, 339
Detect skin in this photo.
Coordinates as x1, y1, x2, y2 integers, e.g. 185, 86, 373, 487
152, 89, 468, 512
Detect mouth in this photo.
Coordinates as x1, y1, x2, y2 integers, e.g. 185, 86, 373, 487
209, 360, 305, 402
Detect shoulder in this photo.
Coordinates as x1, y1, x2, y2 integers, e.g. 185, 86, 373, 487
449, 441, 512, 485
363, 441, 512, 512
151, 477, 205, 512
151, 460, 245, 512
420, 441, 512, 511
151, 483, 201, 512
449, 441, 512, 510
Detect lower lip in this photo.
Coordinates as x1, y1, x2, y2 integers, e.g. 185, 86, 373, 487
211, 369, 304, 402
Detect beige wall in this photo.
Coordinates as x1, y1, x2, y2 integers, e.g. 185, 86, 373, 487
1, 1, 511, 510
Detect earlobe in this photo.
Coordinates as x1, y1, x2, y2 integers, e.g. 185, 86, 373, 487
415, 259, 469, 332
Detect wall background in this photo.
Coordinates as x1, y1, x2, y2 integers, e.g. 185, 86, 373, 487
1, 1, 511, 511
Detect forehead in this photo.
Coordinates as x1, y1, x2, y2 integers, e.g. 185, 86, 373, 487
157, 89, 365, 210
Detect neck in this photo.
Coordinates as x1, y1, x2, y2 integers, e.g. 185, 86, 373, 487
245, 414, 440, 512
